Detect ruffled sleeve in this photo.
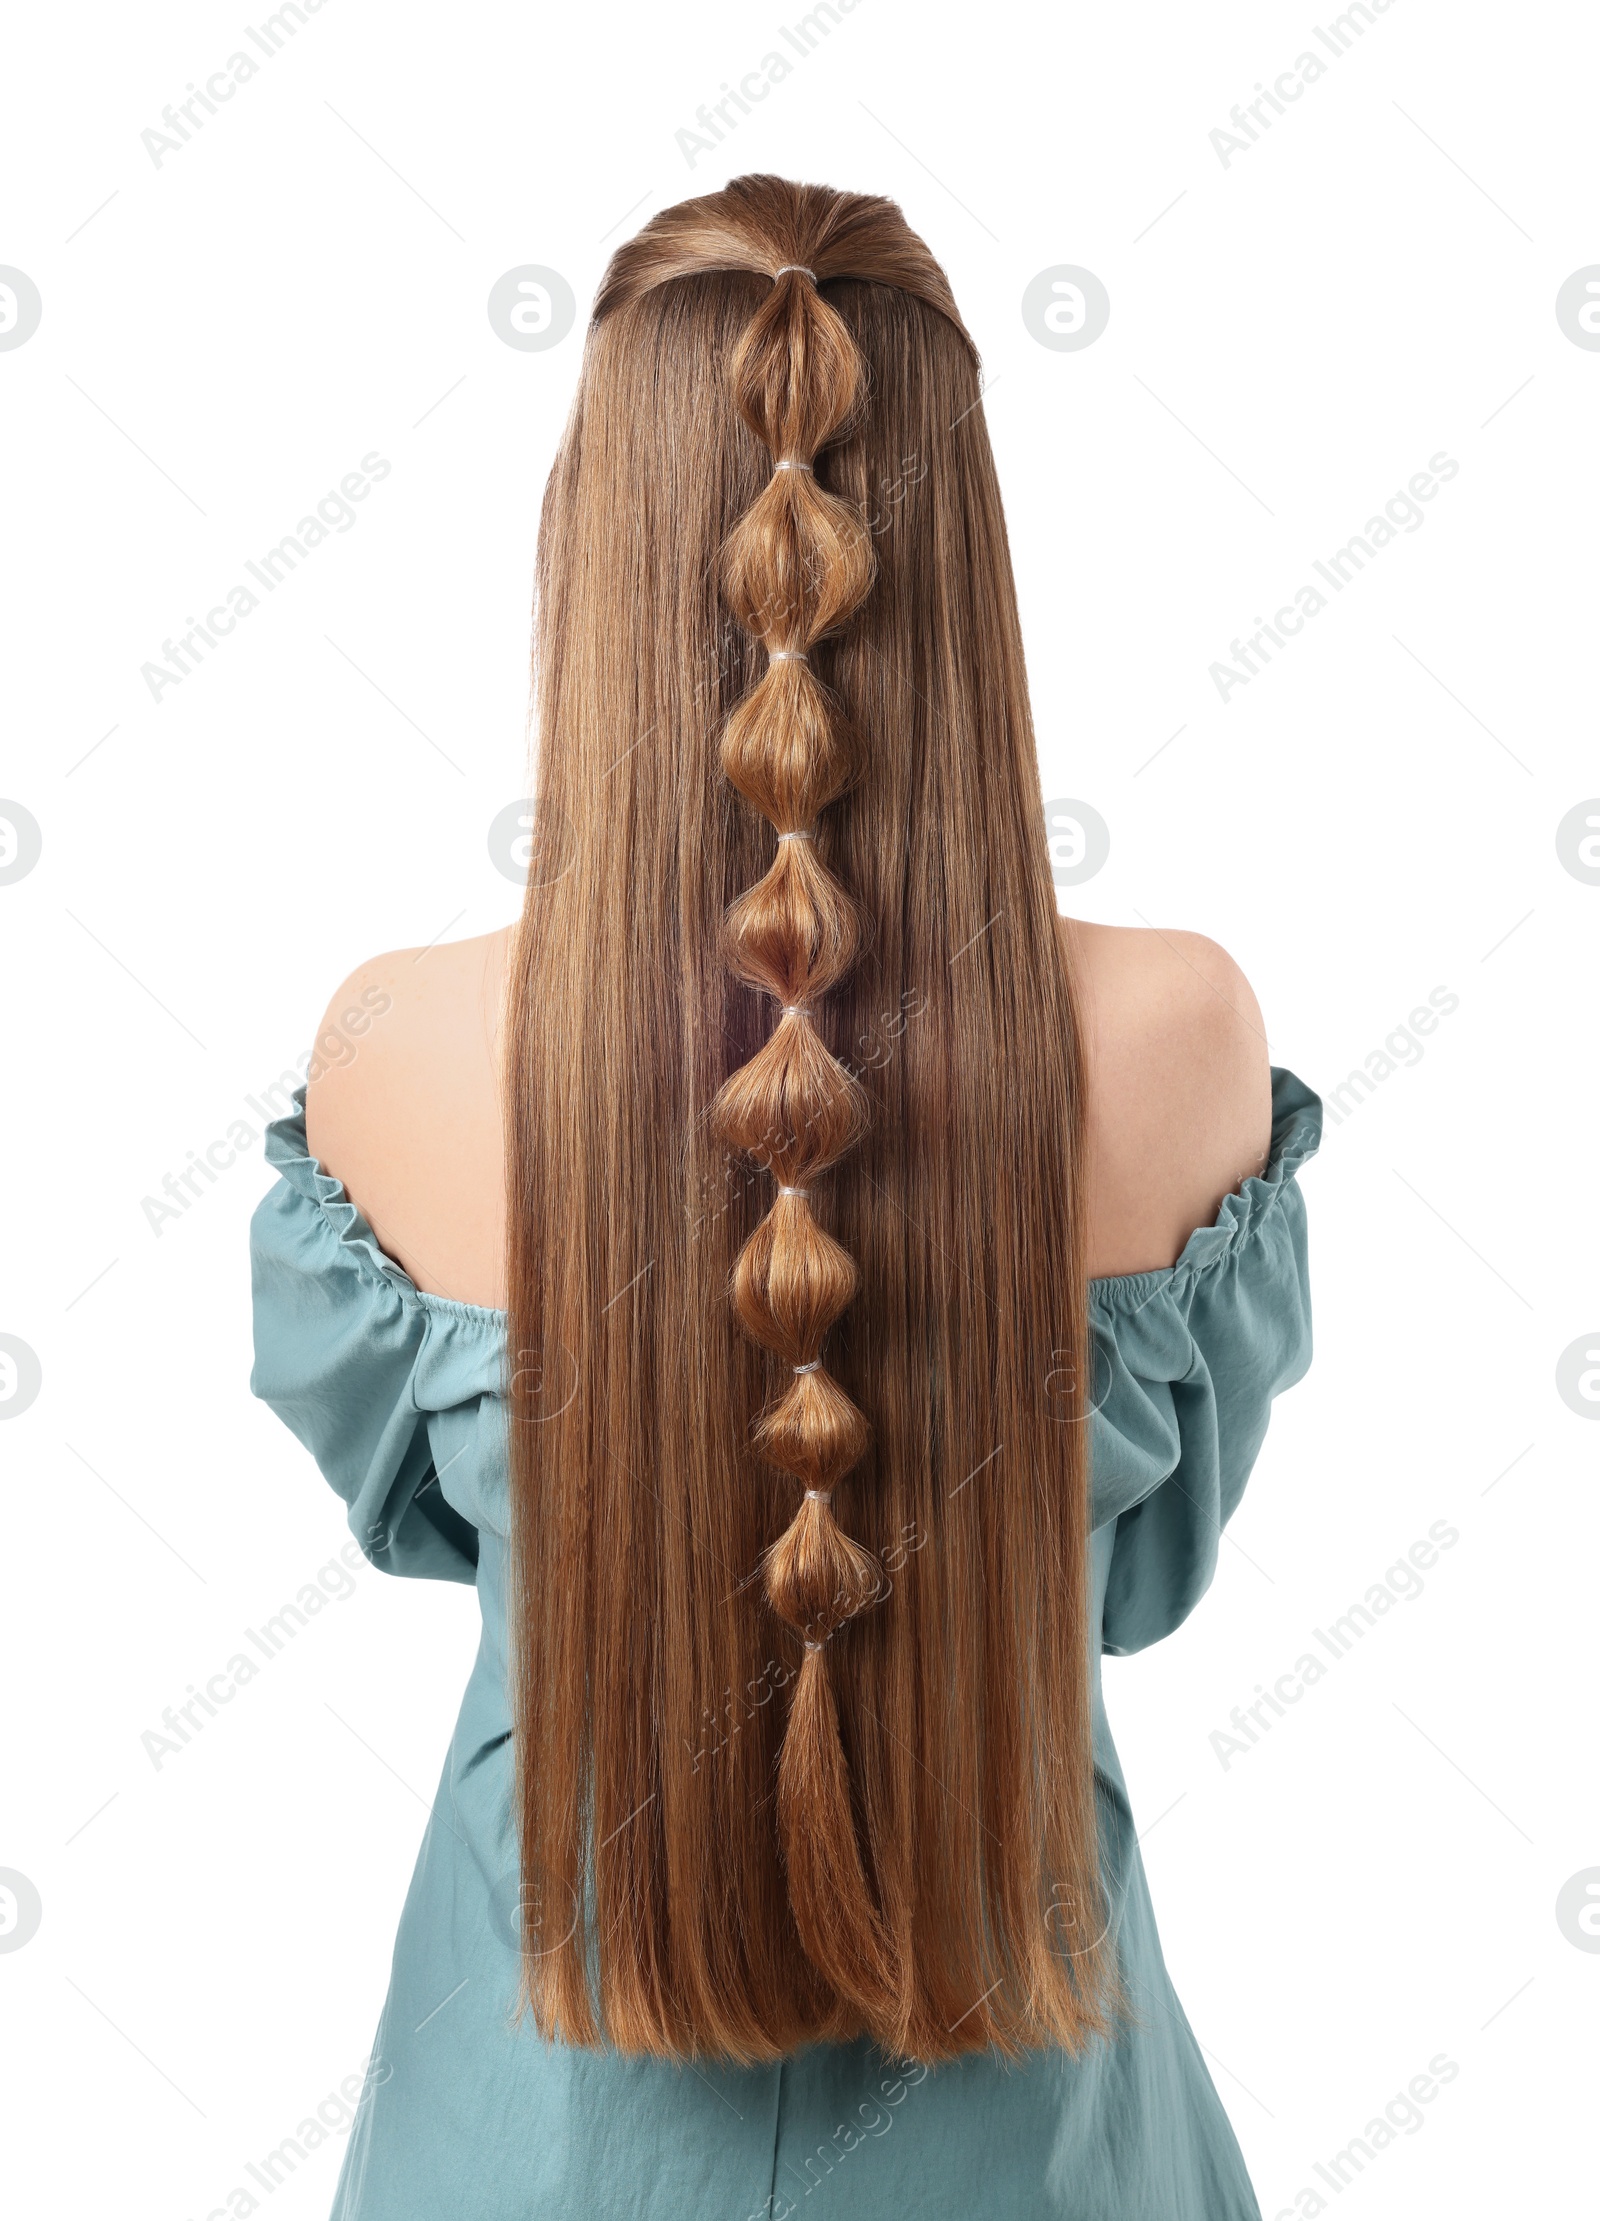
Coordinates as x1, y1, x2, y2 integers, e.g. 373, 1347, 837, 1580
249, 1088, 495, 1584
1089, 1067, 1320, 1656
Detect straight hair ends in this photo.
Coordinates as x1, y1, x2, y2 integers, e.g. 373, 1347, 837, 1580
505, 176, 1119, 2064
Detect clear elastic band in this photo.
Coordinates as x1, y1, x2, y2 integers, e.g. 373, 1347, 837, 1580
777, 1184, 809, 1197
773, 458, 813, 473
781, 1002, 811, 1018
804, 1638, 825, 1654
803, 1488, 832, 1502
793, 1359, 823, 1375
774, 265, 817, 283
776, 829, 815, 843
768, 649, 807, 664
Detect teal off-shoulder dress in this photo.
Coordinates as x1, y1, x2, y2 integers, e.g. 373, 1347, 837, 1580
249, 1066, 1321, 2221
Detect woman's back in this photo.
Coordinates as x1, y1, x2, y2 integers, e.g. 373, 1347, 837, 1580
302, 917, 1274, 1308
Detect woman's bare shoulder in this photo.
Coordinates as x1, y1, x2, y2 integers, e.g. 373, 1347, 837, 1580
1062, 916, 1274, 1279
298, 912, 1268, 1299
303, 925, 514, 1306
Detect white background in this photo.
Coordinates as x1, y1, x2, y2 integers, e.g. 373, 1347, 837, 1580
2, 2, 1594, 2215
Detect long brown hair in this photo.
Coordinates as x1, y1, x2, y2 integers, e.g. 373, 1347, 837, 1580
504, 174, 1113, 2064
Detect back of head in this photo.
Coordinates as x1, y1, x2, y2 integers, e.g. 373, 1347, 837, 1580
505, 174, 1114, 2063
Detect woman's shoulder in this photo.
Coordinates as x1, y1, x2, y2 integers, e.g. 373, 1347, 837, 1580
303, 925, 514, 1307
296, 914, 1274, 1297
1061, 917, 1274, 1280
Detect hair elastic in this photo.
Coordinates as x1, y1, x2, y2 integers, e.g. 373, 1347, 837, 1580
777, 1184, 809, 1197
793, 1359, 823, 1375
803, 1638, 826, 1654
773, 265, 817, 283
775, 829, 815, 843
773, 457, 813, 473
768, 648, 807, 664
780, 1003, 811, 1018
803, 1487, 832, 1502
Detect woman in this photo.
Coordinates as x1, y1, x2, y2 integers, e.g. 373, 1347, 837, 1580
251, 174, 1318, 2219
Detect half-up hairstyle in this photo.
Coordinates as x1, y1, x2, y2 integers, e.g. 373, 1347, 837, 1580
505, 174, 1118, 2065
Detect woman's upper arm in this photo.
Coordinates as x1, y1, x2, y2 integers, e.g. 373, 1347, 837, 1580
1068, 920, 1273, 1280
303, 933, 510, 1307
